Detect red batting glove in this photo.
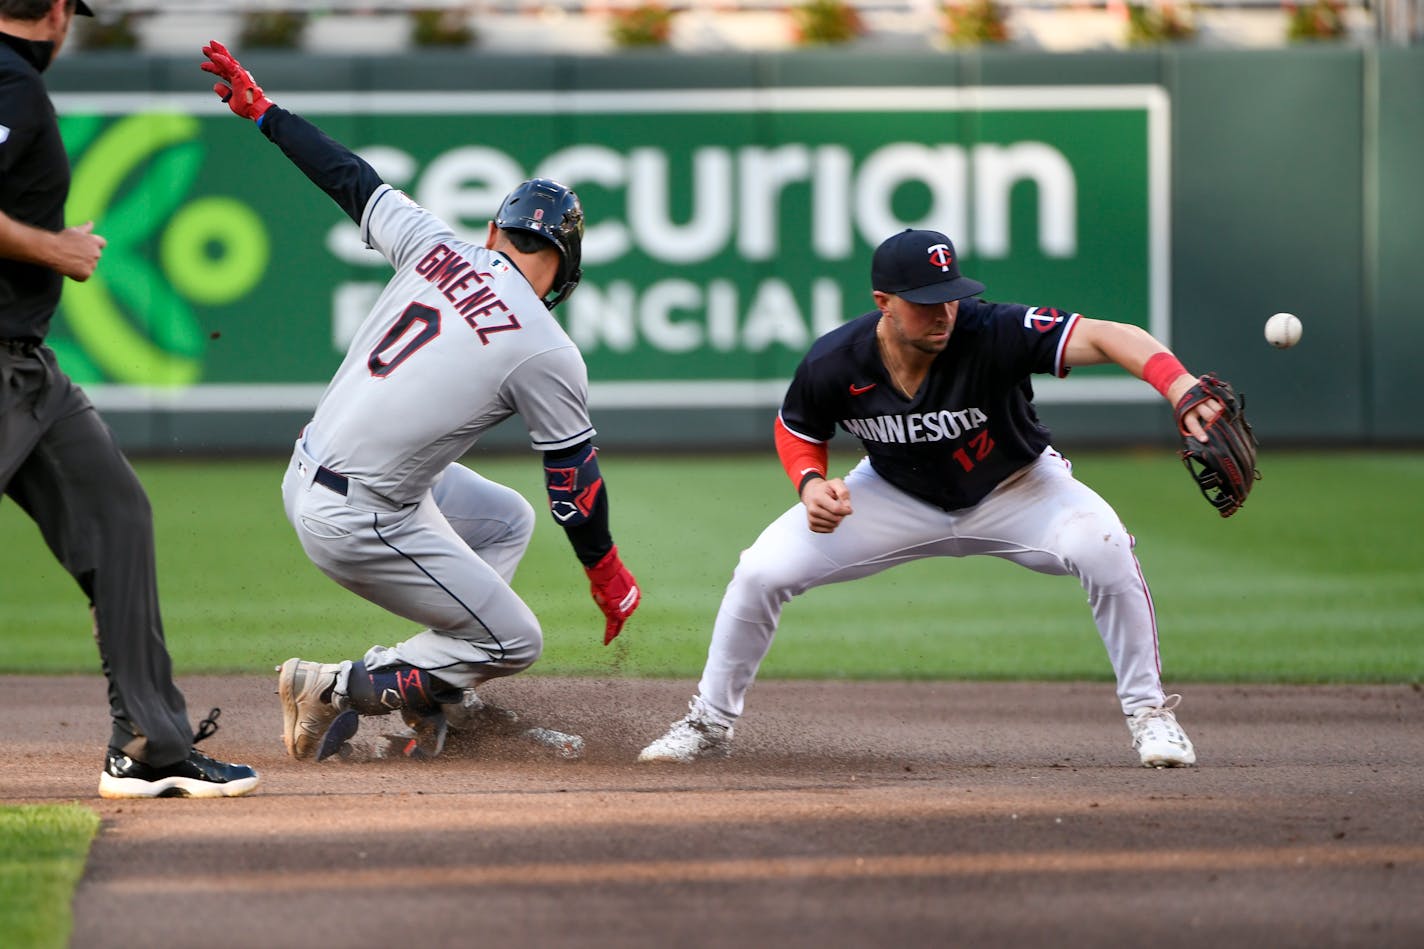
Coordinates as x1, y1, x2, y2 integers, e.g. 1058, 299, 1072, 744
200, 40, 273, 121
585, 546, 640, 646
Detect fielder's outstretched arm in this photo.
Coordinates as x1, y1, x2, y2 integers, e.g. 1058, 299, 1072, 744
1062, 317, 1219, 440
201, 40, 381, 224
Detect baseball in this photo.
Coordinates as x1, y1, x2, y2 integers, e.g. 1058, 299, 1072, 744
1265, 312, 1302, 349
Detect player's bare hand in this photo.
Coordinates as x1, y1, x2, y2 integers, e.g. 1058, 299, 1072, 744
1178, 399, 1223, 442
801, 478, 852, 533
1166, 374, 1222, 443
54, 222, 106, 281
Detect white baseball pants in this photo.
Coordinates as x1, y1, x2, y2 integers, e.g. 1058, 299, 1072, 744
696, 448, 1168, 725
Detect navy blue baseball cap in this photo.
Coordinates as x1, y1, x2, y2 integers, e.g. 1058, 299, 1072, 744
871, 229, 984, 304
75, 1, 94, 15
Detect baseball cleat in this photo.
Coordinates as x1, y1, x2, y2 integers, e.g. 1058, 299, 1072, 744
99, 747, 259, 799
1128, 694, 1196, 768
277, 657, 343, 759
637, 699, 733, 763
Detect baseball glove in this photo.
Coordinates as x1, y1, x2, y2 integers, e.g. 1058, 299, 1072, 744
1175, 374, 1260, 518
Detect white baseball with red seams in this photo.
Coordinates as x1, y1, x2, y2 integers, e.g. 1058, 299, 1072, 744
1265, 312, 1303, 349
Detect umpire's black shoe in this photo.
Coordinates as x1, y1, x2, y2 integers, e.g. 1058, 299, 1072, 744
98, 748, 260, 799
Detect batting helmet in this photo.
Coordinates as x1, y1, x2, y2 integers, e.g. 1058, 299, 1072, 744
495, 177, 584, 310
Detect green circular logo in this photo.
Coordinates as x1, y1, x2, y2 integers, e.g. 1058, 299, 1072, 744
160, 197, 269, 305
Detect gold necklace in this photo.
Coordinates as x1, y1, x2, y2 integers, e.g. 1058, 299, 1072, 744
877, 320, 922, 398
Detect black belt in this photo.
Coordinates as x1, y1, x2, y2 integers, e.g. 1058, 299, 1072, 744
1, 338, 41, 355
314, 465, 349, 496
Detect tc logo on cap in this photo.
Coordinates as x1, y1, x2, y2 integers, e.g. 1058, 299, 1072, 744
927, 243, 953, 272
871, 228, 986, 304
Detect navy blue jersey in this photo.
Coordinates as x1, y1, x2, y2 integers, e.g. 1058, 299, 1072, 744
0, 32, 68, 341
779, 299, 1080, 511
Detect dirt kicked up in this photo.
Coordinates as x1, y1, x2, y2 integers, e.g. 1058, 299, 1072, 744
4, 675, 1421, 949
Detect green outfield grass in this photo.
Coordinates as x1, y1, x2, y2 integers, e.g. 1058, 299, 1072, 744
1, 450, 1420, 684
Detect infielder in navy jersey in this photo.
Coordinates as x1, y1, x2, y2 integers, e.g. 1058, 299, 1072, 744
640, 228, 1220, 768
201, 42, 640, 761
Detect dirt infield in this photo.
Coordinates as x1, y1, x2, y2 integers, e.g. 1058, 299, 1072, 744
4, 676, 1422, 949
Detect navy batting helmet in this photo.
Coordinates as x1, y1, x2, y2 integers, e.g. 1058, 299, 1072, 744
495, 177, 583, 310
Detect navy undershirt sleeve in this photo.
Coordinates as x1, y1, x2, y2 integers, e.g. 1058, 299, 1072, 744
258, 106, 383, 225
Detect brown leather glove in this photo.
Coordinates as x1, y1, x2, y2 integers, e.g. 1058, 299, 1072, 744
1175, 374, 1261, 518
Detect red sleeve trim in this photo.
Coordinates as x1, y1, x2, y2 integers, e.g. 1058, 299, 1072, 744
774, 416, 828, 492
1053, 312, 1082, 378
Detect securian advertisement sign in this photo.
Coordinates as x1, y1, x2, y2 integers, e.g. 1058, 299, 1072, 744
52, 87, 1168, 410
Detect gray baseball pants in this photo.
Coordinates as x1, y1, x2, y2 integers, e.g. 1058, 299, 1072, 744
281, 441, 542, 691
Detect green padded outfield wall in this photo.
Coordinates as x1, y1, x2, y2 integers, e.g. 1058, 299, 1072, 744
39, 47, 1423, 452
1371, 49, 1424, 442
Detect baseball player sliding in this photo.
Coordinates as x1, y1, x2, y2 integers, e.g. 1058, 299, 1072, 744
641, 228, 1235, 768
201, 42, 640, 761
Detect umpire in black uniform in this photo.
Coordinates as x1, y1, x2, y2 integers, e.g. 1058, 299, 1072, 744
0, 0, 257, 797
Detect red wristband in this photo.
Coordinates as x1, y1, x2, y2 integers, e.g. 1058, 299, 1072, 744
1143, 352, 1188, 398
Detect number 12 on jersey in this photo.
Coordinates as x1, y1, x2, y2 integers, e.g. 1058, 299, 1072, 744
952, 431, 996, 472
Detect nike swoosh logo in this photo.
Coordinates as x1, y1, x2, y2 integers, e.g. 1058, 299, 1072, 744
849, 383, 876, 396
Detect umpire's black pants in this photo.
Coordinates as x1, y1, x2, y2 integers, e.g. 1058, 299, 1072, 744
1, 343, 194, 766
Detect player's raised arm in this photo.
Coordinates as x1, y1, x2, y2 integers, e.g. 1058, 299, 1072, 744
543, 442, 640, 645
201, 40, 381, 225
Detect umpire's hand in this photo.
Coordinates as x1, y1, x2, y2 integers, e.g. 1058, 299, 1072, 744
53, 222, 105, 281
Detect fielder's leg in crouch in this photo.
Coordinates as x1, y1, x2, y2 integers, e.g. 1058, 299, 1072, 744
638, 452, 1196, 768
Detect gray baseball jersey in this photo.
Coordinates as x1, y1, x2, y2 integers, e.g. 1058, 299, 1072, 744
301, 183, 593, 505
250, 102, 627, 697
281, 184, 594, 689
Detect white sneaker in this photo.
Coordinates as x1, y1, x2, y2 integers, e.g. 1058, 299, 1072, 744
277, 657, 342, 759
1128, 694, 1197, 768
637, 700, 734, 763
